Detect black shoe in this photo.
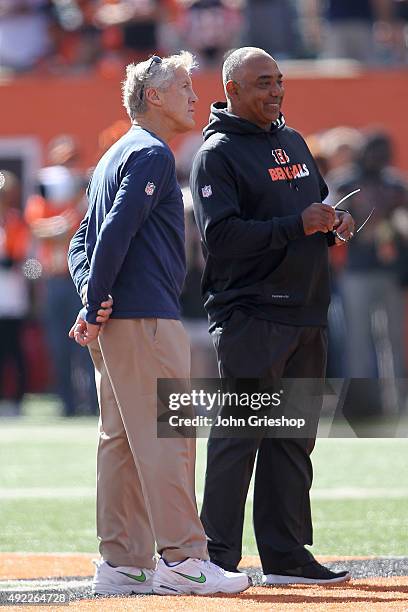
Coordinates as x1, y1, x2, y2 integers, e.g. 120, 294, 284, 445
263, 560, 351, 585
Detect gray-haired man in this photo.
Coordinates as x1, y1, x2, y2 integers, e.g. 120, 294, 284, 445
68, 52, 250, 596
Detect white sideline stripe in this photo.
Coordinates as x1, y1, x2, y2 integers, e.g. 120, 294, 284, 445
311, 487, 408, 500
0, 488, 95, 499
0, 578, 91, 590
1, 487, 408, 500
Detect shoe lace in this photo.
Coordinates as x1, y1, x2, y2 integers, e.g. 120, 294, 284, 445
202, 560, 225, 576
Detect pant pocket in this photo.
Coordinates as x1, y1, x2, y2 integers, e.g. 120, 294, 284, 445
141, 318, 159, 343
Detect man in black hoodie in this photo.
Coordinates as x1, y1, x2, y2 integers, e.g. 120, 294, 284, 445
190, 47, 354, 585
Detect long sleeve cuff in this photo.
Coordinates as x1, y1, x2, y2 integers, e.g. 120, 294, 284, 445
276, 214, 305, 243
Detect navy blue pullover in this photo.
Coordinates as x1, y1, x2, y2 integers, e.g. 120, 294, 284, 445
68, 126, 186, 324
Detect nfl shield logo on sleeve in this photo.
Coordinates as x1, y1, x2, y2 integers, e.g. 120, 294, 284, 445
145, 181, 156, 196
202, 185, 212, 198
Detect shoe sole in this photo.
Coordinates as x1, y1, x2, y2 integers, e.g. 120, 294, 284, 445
153, 580, 251, 595
264, 572, 351, 586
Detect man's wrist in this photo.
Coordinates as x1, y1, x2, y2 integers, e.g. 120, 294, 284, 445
85, 307, 101, 326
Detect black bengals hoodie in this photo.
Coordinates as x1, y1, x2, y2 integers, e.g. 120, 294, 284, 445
190, 102, 333, 331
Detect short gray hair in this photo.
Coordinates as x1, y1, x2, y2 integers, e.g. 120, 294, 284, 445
222, 47, 271, 95
123, 51, 197, 120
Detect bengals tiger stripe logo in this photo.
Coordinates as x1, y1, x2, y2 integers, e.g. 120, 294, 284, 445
272, 148, 290, 165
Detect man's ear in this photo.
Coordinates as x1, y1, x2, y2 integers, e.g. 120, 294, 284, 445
225, 80, 239, 99
145, 87, 162, 108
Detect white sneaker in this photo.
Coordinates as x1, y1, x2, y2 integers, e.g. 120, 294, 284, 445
153, 558, 251, 595
92, 559, 155, 595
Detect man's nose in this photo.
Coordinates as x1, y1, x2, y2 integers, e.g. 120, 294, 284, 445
270, 83, 283, 97
190, 88, 198, 103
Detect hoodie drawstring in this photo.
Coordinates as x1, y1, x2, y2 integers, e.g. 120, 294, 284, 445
274, 132, 299, 192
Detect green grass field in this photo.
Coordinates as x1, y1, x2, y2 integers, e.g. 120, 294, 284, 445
1, 396, 408, 558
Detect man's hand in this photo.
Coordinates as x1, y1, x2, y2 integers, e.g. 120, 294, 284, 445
69, 318, 100, 347
96, 296, 113, 325
333, 211, 355, 245
301, 203, 336, 235
68, 295, 113, 346
81, 283, 113, 325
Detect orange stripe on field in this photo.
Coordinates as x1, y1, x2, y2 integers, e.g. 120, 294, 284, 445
0, 553, 94, 580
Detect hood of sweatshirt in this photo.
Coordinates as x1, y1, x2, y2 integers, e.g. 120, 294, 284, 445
203, 102, 286, 141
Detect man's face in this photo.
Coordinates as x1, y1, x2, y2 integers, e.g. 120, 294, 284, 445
230, 55, 284, 129
159, 67, 198, 134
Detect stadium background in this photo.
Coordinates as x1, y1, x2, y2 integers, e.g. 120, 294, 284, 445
1, 1, 408, 609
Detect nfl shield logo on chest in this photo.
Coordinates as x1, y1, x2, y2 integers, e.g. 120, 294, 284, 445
145, 181, 156, 196
202, 185, 212, 198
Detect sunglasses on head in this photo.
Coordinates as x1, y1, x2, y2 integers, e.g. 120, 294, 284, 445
139, 55, 162, 101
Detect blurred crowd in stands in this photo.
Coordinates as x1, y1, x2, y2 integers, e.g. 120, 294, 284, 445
1, 126, 407, 416
0, 136, 98, 416
0, 0, 408, 76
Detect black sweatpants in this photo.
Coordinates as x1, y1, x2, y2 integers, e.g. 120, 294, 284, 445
200, 310, 327, 574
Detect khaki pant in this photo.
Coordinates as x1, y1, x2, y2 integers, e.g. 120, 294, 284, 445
89, 318, 208, 568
